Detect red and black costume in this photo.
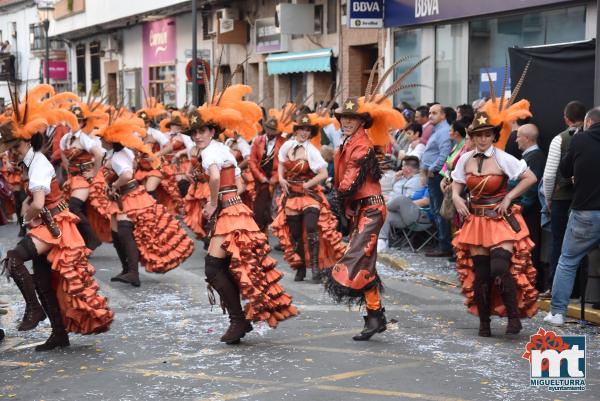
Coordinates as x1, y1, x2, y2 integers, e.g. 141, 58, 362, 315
248, 119, 286, 232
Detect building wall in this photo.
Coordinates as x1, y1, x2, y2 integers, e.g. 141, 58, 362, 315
0, 2, 42, 102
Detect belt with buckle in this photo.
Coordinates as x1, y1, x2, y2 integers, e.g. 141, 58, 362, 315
356, 195, 384, 207
220, 196, 243, 209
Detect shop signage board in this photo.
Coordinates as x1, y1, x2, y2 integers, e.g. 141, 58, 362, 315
348, 0, 384, 28
384, 0, 577, 27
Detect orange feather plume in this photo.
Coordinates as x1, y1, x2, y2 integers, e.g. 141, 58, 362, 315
97, 118, 159, 169
358, 96, 406, 147
481, 99, 532, 150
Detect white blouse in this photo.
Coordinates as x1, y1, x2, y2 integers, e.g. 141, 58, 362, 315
451, 146, 528, 184
148, 127, 169, 148
60, 130, 97, 152
111, 148, 136, 176
278, 139, 328, 174
23, 148, 55, 194
201, 140, 241, 177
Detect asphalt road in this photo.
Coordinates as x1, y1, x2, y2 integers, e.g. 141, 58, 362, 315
0, 222, 598, 401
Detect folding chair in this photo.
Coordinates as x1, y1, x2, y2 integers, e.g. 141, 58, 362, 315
389, 207, 438, 252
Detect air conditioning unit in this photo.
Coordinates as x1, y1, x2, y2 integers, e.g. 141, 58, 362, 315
105, 36, 122, 54
210, 8, 238, 34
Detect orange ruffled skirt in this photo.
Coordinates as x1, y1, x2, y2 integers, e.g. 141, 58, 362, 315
214, 200, 298, 328
271, 188, 346, 270
28, 210, 113, 334
241, 169, 256, 209
108, 186, 194, 273
62, 173, 113, 243
148, 164, 185, 215
183, 180, 210, 239
452, 205, 539, 318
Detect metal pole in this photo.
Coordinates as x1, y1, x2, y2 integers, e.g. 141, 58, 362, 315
44, 19, 50, 84
595, 0, 600, 106
192, 0, 198, 106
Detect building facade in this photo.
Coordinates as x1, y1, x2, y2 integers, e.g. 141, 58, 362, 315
384, 0, 597, 108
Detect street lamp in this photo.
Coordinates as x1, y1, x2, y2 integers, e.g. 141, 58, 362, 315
36, 0, 55, 84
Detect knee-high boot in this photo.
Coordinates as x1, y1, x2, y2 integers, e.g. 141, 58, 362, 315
110, 230, 129, 281
472, 255, 491, 337
304, 208, 321, 282
14, 190, 26, 237
3, 237, 46, 331
68, 197, 101, 250
205, 255, 251, 344
490, 248, 521, 334
113, 221, 140, 287
32, 257, 69, 351
287, 214, 306, 281
177, 179, 190, 198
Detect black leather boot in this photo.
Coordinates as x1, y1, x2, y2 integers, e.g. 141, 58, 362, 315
68, 197, 101, 250
113, 221, 140, 287
4, 239, 46, 331
472, 255, 491, 337
287, 214, 306, 281
110, 230, 129, 281
307, 232, 321, 282
353, 307, 387, 341
33, 258, 69, 351
205, 255, 251, 344
490, 248, 522, 335
15, 190, 26, 237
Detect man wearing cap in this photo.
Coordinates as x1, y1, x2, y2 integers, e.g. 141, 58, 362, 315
249, 118, 287, 233
325, 98, 387, 341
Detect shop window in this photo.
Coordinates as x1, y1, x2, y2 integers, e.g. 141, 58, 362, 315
149, 64, 176, 106
289, 73, 306, 103
90, 41, 101, 95
468, 5, 586, 102
76, 43, 86, 94
435, 23, 466, 107
393, 29, 423, 107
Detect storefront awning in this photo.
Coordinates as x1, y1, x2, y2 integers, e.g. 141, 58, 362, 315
266, 48, 332, 75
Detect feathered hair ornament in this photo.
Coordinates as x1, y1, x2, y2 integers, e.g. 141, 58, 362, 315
335, 55, 429, 147
479, 60, 533, 149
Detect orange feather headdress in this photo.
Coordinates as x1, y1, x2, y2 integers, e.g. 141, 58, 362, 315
335, 56, 429, 147
478, 60, 533, 149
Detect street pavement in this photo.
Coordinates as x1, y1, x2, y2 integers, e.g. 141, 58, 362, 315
0, 222, 598, 401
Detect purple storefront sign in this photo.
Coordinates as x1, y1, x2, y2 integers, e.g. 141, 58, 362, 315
43, 60, 68, 80
384, 0, 577, 27
142, 17, 176, 88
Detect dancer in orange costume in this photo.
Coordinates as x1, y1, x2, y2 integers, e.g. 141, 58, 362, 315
0, 84, 113, 351
224, 131, 255, 209
183, 128, 210, 241
98, 114, 195, 287
451, 76, 539, 336
271, 111, 345, 282
163, 112, 194, 202
324, 57, 426, 341
0, 148, 25, 235
60, 103, 111, 248
190, 84, 297, 344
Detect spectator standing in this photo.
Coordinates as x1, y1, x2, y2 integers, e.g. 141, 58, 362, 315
540, 101, 585, 297
516, 124, 546, 290
421, 104, 453, 257
456, 104, 475, 126
415, 105, 433, 145
545, 107, 600, 326
505, 117, 531, 160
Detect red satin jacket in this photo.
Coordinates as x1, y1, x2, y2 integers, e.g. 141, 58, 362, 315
248, 134, 287, 184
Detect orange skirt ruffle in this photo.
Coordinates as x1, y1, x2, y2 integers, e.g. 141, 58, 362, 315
154, 164, 184, 215
183, 180, 210, 239
5, 171, 22, 187
241, 169, 256, 209
452, 206, 539, 318
108, 186, 194, 273
214, 202, 298, 328
271, 188, 345, 270
28, 210, 114, 334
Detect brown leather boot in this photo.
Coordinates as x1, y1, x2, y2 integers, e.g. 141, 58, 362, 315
490, 248, 521, 335
113, 221, 140, 287
472, 255, 491, 337
205, 255, 250, 345
4, 240, 46, 331
307, 232, 321, 283
32, 257, 69, 351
